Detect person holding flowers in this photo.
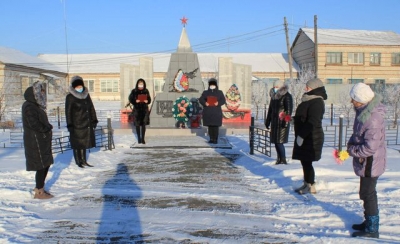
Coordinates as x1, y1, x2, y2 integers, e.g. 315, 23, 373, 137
347, 83, 386, 239
292, 78, 327, 194
265, 80, 293, 164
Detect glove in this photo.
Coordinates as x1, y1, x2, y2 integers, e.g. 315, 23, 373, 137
49, 124, 53, 130
296, 136, 304, 147
93, 123, 97, 129
266, 126, 270, 131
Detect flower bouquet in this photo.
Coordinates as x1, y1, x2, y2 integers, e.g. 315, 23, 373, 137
333, 149, 350, 165
279, 111, 291, 122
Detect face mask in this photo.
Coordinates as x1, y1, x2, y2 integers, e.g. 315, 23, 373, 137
138, 85, 144, 89
210, 85, 216, 90
274, 88, 278, 93
75, 87, 84, 93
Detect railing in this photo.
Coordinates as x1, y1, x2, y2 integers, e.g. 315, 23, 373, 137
2, 126, 115, 153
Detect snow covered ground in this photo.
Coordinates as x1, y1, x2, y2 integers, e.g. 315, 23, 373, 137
1, 128, 400, 243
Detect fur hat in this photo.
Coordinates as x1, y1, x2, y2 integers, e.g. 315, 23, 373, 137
208, 78, 218, 86
306, 78, 323, 90
71, 76, 84, 88
350, 83, 375, 104
273, 80, 284, 88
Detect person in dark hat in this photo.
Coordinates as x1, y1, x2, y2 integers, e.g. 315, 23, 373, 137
22, 81, 54, 199
65, 76, 98, 168
292, 78, 328, 194
199, 78, 226, 144
128, 78, 151, 144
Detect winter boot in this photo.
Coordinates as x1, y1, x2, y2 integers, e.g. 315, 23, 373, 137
136, 126, 142, 144
281, 157, 288, 165
352, 220, 366, 231
294, 181, 307, 193
352, 215, 379, 238
80, 149, 93, 167
275, 156, 281, 165
298, 183, 316, 194
73, 149, 84, 168
33, 188, 54, 199
141, 126, 146, 144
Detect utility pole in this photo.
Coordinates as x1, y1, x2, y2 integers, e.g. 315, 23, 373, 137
314, 15, 318, 78
284, 17, 293, 83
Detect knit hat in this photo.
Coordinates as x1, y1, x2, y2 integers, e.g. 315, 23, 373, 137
208, 78, 218, 86
350, 83, 375, 104
71, 76, 84, 88
306, 78, 323, 89
273, 80, 284, 88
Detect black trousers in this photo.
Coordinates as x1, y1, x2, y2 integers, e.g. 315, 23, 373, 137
274, 143, 286, 159
136, 125, 146, 142
360, 176, 379, 216
35, 166, 50, 189
208, 126, 219, 141
301, 160, 315, 184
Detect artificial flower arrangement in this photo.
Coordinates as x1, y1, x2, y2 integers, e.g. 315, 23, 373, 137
279, 111, 291, 122
333, 149, 350, 165
172, 96, 193, 125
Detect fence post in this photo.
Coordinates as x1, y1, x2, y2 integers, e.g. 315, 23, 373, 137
250, 116, 254, 155
339, 115, 344, 151
264, 104, 267, 120
57, 106, 61, 129
331, 103, 333, 126
107, 115, 112, 151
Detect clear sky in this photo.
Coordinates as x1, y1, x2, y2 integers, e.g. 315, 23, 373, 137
1, 0, 399, 56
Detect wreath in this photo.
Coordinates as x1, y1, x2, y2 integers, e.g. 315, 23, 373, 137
225, 84, 241, 111
172, 96, 193, 123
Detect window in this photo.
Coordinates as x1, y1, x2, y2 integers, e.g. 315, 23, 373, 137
370, 53, 381, 65
326, 52, 342, 64
348, 52, 364, 65
392, 53, 400, 65
348, 79, 364, 84
84, 79, 95, 92
371, 79, 385, 93
326, 78, 342, 84
153, 78, 165, 92
100, 79, 119, 92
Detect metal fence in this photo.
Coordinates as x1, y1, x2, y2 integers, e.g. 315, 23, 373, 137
2, 126, 115, 153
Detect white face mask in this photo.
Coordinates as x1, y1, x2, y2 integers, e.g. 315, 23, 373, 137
138, 85, 144, 89
75, 87, 84, 93
274, 88, 279, 93
210, 85, 216, 90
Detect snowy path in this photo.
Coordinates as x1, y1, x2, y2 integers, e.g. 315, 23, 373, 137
0, 134, 399, 243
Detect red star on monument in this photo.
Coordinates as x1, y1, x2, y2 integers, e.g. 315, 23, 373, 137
180, 16, 188, 27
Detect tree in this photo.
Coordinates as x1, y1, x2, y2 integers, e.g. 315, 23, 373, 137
251, 79, 268, 120
335, 85, 354, 126
383, 84, 400, 128
289, 63, 315, 110
0, 71, 20, 122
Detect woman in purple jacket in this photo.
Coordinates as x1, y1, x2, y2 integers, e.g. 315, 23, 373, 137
347, 83, 386, 239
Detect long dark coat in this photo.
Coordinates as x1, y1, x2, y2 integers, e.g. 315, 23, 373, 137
292, 86, 328, 161
65, 87, 98, 149
265, 86, 293, 144
22, 86, 54, 171
199, 85, 226, 127
128, 80, 151, 126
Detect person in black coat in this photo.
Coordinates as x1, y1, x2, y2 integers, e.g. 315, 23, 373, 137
265, 80, 293, 164
22, 81, 54, 199
199, 78, 226, 144
65, 76, 98, 168
292, 78, 328, 194
128, 78, 151, 144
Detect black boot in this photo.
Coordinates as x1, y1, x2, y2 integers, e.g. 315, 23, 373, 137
136, 126, 142, 144
275, 156, 281, 165
73, 149, 84, 168
281, 157, 287, 164
141, 125, 146, 144
80, 149, 93, 167
352, 221, 366, 231
352, 215, 379, 238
